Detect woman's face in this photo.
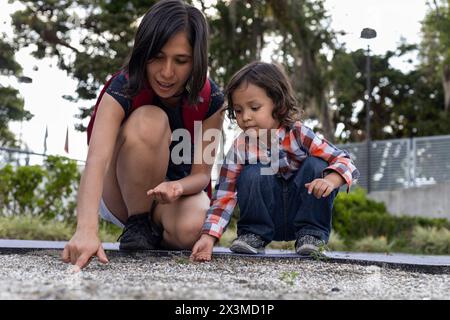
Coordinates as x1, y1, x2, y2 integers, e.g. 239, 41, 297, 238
146, 31, 193, 100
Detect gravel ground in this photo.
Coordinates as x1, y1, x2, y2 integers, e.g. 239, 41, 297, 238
0, 250, 449, 300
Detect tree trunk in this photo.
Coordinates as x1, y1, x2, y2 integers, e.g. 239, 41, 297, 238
443, 64, 450, 112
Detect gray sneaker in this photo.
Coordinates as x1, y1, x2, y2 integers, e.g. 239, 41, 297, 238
230, 233, 265, 254
295, 234, 326, 256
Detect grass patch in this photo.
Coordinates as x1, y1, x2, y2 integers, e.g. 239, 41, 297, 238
351, 235, 393, 253
327, 231, 347, 251
0, 215, 122, 242
0, 215, 73, 241
2, 216, 449, 255
410, 226, 450, 255
280, 271, 299, 285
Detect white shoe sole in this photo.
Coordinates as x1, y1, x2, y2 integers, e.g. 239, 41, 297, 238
230, 240, 265, 254
296, 244, 320, 256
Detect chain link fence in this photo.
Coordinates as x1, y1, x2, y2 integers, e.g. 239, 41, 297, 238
0, 147, 85, 168
338, 134, 450, 192
2, 134, 450, 193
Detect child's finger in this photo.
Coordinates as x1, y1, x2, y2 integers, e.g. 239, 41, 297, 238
316, 183, 328, 198
323, 185, 334, 197
307, 182, 316, 195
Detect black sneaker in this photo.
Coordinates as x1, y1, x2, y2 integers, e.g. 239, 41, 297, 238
230, 233, 265, 254
118, 213, 162, 250
295, 234, 326, 256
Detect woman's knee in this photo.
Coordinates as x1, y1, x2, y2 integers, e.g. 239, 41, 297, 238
168, 219, 204, 249
122, 105, 171, 147
160, 193, 209, 249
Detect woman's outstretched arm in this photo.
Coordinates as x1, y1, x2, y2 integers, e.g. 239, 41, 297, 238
62, 93, 125, 269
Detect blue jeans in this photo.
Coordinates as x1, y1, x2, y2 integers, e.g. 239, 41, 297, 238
235, 157, 338, 244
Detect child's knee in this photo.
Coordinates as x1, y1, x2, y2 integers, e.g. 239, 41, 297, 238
237, 164, 273, 188
300, 157, 328, 178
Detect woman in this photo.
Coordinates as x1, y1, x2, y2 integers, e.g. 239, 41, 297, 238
62, 0, 225, 269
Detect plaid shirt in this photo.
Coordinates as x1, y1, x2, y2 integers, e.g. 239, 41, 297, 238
202, 121, 360, 240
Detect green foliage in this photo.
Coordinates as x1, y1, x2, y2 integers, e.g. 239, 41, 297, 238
410, 226, 450, 255
0, 215, 122, 242
0, 40, 22, 75
419, 1, 450, 112
0, 38, 33, 147
10, 0, 157, 131
331, 46, 450, 143
6, 0, 450, 140
0, 156, 81, 221
351, 236, 393, 253
327, 231, 347, 251
279, 271, 299, 286
0, 215, 73, 240
332, 188, 450, 244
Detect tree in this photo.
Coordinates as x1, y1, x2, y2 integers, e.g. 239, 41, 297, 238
10, 0, 157, 131
0, 38, 33, 147
420, 0, 450, 112
331, 43, 450, 143
11, 0, 339, 139
205, 0, 338, 139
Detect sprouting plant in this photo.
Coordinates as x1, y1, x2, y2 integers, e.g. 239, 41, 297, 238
174, 256, 191, 265
280, 271, 299, 286
311, 243, 330, 262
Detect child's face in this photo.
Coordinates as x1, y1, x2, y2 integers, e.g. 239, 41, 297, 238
232, 83, 280, 136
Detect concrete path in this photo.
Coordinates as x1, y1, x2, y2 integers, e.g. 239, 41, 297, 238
1, 239, 449, 274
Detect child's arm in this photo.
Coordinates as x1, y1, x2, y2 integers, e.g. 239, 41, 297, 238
295, 123, 360, 191
191, 136, 245, 262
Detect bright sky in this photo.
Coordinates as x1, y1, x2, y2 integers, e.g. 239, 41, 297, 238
0, 0, 429, 162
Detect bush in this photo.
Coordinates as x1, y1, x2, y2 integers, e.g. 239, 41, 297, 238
0, 156, 80, 221
352, 236, 393, 253
410, 226, 450, 255
327, 231, 347, 251
332, 187, 450, 242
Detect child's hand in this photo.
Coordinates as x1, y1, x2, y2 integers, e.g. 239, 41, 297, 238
305, 178, 337, 199
147, 181, 183, 204
190, 234, 216, 262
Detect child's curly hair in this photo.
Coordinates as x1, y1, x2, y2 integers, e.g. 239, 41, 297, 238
225, 61, 301, 127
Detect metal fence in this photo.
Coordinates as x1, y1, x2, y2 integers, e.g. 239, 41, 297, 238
0, 147, 85, 168
338, 134, 450, 192
2, 134, 450, 193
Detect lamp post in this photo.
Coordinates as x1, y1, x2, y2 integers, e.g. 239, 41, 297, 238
360, 28, 376, 194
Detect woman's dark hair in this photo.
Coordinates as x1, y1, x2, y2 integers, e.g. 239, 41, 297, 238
124, 0, 208, 104
225, 61, 301, 127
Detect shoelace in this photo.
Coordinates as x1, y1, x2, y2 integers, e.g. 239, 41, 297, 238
240, 234, 264, 246
117, 217, 149, 242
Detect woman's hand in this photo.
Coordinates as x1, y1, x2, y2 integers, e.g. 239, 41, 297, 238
147, 181, 184, 204
190, 234, 216, 262
62, 229, 108, 270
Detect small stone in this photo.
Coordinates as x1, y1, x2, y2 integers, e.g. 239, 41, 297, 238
331, 287, 340, 292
